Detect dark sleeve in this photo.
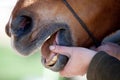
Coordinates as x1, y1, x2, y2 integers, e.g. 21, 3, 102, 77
87, 51, 120, 80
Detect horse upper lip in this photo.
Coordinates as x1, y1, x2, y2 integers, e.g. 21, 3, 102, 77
12, 23, 69, 55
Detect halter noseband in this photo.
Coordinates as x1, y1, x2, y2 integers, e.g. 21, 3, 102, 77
63, 0, 101, 47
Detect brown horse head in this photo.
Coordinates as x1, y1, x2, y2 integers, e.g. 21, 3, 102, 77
6, 0, 120, 71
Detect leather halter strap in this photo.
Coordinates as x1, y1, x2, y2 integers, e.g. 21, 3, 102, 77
63, 0, 101, 47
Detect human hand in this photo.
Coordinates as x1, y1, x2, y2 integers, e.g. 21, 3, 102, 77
97, 42, 120, 60
49, 45, 97, 77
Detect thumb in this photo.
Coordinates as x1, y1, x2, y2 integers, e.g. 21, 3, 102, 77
49, 45, 72, 57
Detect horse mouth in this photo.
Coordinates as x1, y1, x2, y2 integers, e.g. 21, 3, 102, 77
41, 32, 59, 67
41, 30, 70, 71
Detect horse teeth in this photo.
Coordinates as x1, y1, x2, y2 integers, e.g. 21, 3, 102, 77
52, 55, 58, 62
45, 36, 51, 41
46, 55, 58, 66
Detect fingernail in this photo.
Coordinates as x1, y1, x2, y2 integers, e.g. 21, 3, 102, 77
49, 45, 55, 50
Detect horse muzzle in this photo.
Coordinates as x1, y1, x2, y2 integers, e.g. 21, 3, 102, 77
9, 14, 73, 71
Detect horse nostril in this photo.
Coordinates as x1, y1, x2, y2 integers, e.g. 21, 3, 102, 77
11, 15, 33, 37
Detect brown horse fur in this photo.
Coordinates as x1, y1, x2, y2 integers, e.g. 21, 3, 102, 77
6, 0, 120, 71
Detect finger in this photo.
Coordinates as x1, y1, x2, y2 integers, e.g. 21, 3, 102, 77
49, 45, 73, 57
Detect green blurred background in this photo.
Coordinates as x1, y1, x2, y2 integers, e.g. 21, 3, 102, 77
0, 0, 86, 80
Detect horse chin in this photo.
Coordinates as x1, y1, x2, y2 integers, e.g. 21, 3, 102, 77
41, 28, 73, 72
